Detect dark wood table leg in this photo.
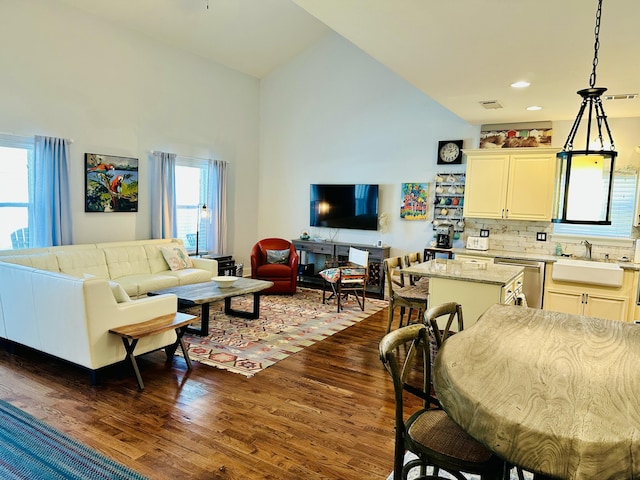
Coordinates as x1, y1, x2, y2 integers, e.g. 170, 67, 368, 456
120, 337, 144, 390
224, 292, 262, 319
186, 302, 210, 336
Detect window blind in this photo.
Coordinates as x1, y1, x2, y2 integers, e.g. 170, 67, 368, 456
553, 173, 637, 238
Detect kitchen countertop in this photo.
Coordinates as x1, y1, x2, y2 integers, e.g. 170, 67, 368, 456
452, 247, 640, 270
402, 259, 524, 286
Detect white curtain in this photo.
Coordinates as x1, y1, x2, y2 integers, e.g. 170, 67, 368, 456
30, 135, 72, 247
150, 151, 176, 239
207, 159, 228, 254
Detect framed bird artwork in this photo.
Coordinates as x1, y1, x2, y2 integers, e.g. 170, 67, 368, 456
85, 153, 138, 212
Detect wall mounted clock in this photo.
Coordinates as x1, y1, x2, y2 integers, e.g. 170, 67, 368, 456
437, 140, 463, 164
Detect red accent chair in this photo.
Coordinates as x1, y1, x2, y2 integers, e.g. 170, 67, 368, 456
250, 238, 299, 295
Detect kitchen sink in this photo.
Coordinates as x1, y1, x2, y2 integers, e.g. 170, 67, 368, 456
552, 258, 623, 287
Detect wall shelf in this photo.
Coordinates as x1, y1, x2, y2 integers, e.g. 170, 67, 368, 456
434, 172, 466, 232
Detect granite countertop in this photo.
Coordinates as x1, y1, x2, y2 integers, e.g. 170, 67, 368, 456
402, 259, 524, 286
452, 247, 640, 270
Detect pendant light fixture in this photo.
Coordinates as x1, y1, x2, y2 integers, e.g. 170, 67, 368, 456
552, 0, 616, 225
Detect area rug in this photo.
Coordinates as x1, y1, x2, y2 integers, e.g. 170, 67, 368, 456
0, 399, 147, 480
180, 288, 387, 377
386, 453, 534, 480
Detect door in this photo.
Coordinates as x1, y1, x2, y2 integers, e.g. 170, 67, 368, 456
583, 294, 628, 321
506, 153, 556, 221
544, 289, 584, 315
463, 154, 509, 219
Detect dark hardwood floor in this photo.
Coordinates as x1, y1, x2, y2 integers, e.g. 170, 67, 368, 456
0, 306, 412, 479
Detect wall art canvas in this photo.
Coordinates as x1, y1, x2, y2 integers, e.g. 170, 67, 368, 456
85, 153, 138, 212
400, 183, 429, 220
480, 121, 552, 148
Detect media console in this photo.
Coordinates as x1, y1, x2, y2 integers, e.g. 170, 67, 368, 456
292, 239, 390, 299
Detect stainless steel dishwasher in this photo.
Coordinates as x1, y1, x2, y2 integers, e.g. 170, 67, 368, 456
494, 257, 545, 308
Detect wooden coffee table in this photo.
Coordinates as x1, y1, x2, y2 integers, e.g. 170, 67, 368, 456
148, 278, 274, 336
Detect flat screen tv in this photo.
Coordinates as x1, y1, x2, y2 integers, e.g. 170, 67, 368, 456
310, 184, 379, 231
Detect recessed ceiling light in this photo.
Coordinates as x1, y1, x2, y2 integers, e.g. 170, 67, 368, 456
526, 105, 542, 111
511, 81, 531, 88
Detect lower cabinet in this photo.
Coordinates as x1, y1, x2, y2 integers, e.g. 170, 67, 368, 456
544, 290, 629, 321
544, 264, 638, 322
429, 271, 523, 329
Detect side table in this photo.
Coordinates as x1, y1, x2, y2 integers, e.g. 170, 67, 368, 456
202, 254, 236, 276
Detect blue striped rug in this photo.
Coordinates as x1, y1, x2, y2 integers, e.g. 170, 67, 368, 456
0, 400, 148, 480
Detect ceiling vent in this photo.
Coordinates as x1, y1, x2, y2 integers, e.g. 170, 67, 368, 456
479, 100, 503, 109
603, 93, 638, 101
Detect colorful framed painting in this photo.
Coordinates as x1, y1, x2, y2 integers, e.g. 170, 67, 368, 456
400, 183, 429, 220
480, 121, 552, 148
85, 153, 138, 212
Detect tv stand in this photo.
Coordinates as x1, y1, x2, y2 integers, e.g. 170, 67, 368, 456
292, 239, 390, 299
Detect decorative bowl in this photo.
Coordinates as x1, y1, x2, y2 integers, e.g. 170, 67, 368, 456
211, 276, 238, 288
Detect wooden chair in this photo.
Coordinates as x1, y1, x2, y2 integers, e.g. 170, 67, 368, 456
404, 251, 430, 289
422, 304, 528, 480
321, 246, 369, 312
383, 257, 429, 333
424, 302, 464, 349
379, 323, 506, 480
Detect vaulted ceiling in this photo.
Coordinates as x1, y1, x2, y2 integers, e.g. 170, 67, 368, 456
56, 0, 640, 125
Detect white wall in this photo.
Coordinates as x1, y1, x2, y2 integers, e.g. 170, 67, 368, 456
260, 33, 478, 258
0, 0, 261, 264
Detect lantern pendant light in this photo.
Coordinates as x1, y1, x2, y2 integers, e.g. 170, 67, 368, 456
552, 0, 617, 225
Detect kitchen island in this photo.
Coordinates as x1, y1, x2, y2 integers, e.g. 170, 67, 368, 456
403, 259, 524, 327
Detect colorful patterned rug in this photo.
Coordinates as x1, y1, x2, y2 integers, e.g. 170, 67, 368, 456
0, 399, 147, 479
180, 288, 387, 377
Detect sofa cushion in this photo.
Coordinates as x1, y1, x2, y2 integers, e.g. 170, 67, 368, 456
56, 250, 109, 278
115, 273, 179, 297
0, 253, 59, 272
165, 268, 212, 285
160, 245, 193, 271
103, 246, 151, 279
144, 243, 174, 273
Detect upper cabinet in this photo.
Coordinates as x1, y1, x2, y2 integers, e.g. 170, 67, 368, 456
463, 147, 558, 221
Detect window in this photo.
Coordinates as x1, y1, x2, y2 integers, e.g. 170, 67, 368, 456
0, 135, 33, 250
553, 172, 637, 238
175, 158, 209, 254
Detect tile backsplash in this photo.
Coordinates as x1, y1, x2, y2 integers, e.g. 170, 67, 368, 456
463, 219, 639, 261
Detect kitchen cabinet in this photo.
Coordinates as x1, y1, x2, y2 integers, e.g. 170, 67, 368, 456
544, 263, 638, 322
463, 147, 558, 221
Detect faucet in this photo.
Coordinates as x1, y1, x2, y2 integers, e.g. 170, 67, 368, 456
581, 240, 592, 259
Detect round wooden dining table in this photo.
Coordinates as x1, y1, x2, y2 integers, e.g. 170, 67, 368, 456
433, 303, 640, 480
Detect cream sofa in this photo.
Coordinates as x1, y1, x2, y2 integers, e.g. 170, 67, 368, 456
0, 239, 218, 382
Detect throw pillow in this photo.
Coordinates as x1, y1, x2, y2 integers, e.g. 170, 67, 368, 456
109, 281, 131, 303
160, 245, 194, 271
266, 249, 290, 264
83, 273, 130, 303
